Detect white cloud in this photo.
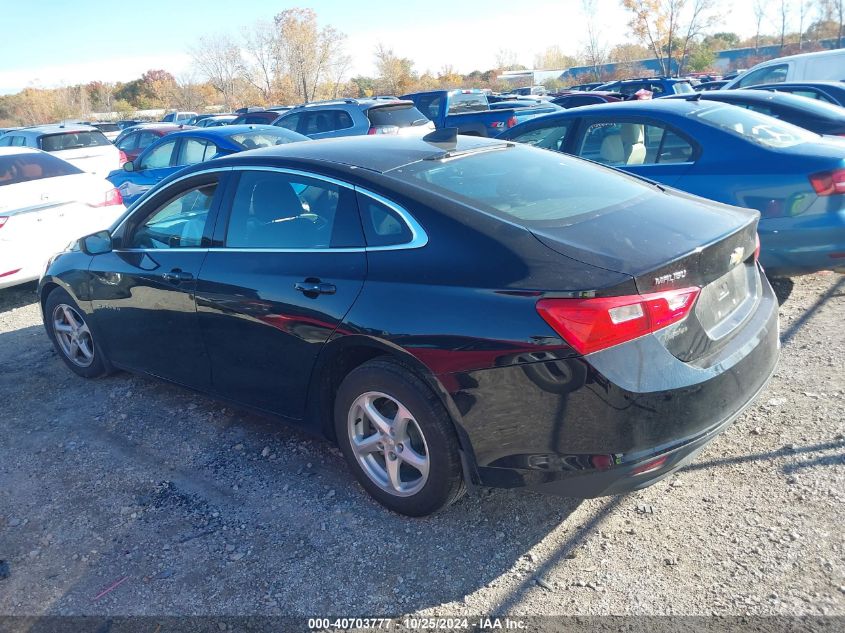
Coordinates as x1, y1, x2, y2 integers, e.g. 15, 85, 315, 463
0, 54, 193, 94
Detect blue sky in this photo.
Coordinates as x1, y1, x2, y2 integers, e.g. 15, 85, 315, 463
0, 0, 759, 94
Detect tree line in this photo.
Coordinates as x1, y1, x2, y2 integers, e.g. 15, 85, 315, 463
1, 1, 842, 126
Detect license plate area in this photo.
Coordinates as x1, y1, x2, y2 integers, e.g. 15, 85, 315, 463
696, 263, 758, 340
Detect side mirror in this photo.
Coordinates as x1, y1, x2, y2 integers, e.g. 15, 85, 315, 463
80, 230, 113, 256
123, 161, 135, 172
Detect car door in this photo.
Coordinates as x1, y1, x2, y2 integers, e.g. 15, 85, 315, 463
195, 167, 367, 420
118, 138, 180, 203
88, 172, 225, 388
573, 117, 697, 187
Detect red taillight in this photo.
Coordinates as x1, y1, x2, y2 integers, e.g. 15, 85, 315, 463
0, 268, 21, 278
118, 150, 128, 165
536, 287, 700, 355
0, 216, 7, 230
506, 116, 517, 128
809, 168, 845, 196
90, 187, 123, 207
754, 233, 761, 261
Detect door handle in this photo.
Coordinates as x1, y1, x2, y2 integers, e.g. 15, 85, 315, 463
294, 281, 336, 295
162, 270, 194, 283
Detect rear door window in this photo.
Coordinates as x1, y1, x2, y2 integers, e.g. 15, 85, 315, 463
224, 170, 363, 249
414, 94, 443, 120
116, 133, 139, 151
300, 110, 354, 135
274, 113, 301, 132
578, 121, 694, 166
178, 138, 217, 165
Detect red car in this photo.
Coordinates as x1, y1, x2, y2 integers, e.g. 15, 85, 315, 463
114, 124, 194, 163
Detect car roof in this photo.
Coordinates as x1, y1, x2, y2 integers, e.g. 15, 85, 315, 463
754, 49, 845, 63
124, 123, 189, 133
0, 146, 39, 156
14, 124, 99, 135
165, 124, 283, 139
205, 134, 508, 174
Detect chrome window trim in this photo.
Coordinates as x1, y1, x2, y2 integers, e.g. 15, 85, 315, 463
113, 164, 428, 253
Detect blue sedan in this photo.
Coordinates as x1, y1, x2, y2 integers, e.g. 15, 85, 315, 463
108, 125, 308, 204
498, 98, 845, 277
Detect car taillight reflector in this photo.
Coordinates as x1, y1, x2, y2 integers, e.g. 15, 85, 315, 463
809, 168, 845, 195
631, 455, 668, 476
0, 268, 21, 278
90, 187, 123, 207
754, 233, 761, 261
536, 287, 700, 355
367, 125, 399, 135
0, 216, 7, 230
507, 116, 517, 128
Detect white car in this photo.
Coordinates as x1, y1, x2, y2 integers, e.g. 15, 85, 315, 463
0, 124, 122, 177
724, 49, 845, 89
0, 148, 125, 289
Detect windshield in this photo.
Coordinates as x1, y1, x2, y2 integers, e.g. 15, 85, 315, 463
0, 152, 83, 186
692, 104, 819, 148
228, 129, 306, 149
389, 144, 656, 226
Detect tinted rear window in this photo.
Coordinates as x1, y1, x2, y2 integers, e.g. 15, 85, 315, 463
447, 92, 488, 114
391, 144, 655, 226
39, 131, 110, 151
673, 82, 694, 94
93, 123, 120, 133
367, 105, 429, 127
0, 152, 82, 186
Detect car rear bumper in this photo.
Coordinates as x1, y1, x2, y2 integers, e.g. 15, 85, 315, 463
444, 270, 780, 497
759, 209, 845, 276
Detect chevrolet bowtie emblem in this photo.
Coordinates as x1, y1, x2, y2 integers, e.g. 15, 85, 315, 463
729, 246, 745, 267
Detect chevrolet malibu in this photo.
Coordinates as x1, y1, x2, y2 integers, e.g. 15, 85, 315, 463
38, 134, 779, 516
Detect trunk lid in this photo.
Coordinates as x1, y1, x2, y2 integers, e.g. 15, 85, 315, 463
532, 188, 761, 362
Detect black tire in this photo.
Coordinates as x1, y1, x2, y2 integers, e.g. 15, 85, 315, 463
44, 287, 111, 379
334, 358, 465, 516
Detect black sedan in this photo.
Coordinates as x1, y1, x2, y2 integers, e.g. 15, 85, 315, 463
749, 81, 845, 107
39, 134, 779, 516
665, 90, 845, 136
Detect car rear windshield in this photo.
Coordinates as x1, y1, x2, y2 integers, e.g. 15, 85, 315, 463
0, 152, 82, 186
691, 104, 819, 148
39, 131, 111, 151
390, 144, 656, 226
93, 123, 120, 133
367, 104, 429, 128
447, 92, 489, 114
228, 129, 305, 149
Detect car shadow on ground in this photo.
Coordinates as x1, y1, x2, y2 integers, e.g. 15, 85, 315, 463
0, 282, 38, 314
0, 323, 599, 615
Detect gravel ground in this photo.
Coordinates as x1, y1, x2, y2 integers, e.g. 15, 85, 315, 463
0, 274, 842, 617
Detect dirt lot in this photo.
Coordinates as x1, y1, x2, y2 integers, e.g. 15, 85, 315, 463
0, 274, 843, 617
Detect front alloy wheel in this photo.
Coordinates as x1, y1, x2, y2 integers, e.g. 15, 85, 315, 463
52, 304, 95, 367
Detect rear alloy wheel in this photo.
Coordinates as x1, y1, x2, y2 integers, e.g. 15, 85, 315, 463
335, 359, 465, 516
44, 287, 110, 378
